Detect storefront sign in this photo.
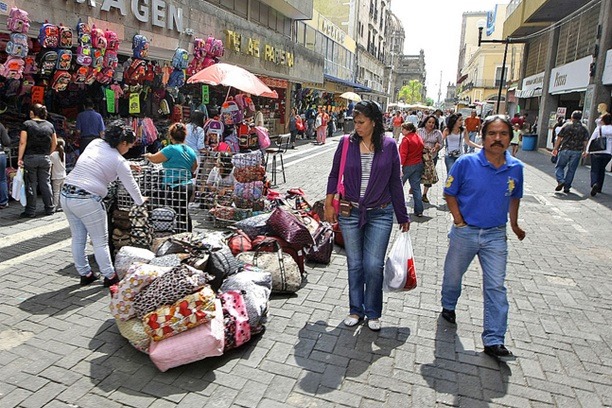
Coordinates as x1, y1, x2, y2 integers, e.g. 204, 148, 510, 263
549, 56, 592, 95
603, 48, 612, 85
201, 85, 209, 104
225, 30, 294, 67
67, 0, 184, 33
556, 107, 566, 118
259, 77, 288, 89
516, 72, 544, 98
319, 16, 345, 44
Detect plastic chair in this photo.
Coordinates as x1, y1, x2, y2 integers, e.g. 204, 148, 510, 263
265, 133, 290, 186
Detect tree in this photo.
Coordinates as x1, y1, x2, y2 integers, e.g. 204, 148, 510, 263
425, 97, 434, 106
397, 80, 423, 104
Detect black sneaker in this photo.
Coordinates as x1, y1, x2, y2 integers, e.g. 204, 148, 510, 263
555, 183, 564, 191
591, 184, 599, 197
440, 308, 456, 324
103, 274, 120, 287
19, 212, 36, 219
484, 344, 513, 360
80, 272, 100, 286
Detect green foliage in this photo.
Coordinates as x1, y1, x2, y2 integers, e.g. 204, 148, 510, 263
425, 98, 434, 106
397, 80, 423, 104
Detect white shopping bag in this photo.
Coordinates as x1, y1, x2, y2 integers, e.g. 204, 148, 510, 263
383, 232, 417, 292
11, 167, 27, 207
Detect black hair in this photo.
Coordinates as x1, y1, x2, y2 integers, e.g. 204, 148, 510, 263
481, 114, 513, 137
571, 110, 582, 120
169, 122, 187, 143
401, 122, 416, 132
351, 100, 385, 152
446, 114, 464, 133
55, 138, 65, 162
602, 113, 612, 125
103, 120, 136, 148
84, 98, 94, 109
190, 110, 206, 128
420, 114, 439, 130
31, 104, 48, 120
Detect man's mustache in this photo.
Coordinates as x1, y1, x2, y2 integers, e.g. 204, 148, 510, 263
492, 142, 504, 147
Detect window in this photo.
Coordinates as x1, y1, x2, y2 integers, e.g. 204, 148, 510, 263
495, 66, 508, 87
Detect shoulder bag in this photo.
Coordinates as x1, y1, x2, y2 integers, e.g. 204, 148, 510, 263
588, 127, 607, 153
332, 136, 350, 213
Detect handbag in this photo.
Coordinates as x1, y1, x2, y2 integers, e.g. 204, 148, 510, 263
251, 235, 305, 275
267, 206, 315, 248
332, 136, 350, 213
150, 207, 177, 233
236, 242, 303, 293
227, 229, 253, 255
305, 222, 334, 264
207, 246, 244, 291
219, 290, 252, 351
588, 127, 607, 152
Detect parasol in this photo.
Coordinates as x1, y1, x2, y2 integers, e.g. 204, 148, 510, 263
187, 63, 278, 99
339, 91, 362, 102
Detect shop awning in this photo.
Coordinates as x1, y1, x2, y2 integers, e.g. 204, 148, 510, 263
516, 88, 542, 98
324, 74, 372, 92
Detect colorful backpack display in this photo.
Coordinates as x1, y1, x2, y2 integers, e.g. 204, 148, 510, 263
1, 56, 25, 79
220, 100, 243, 125
105, 29, 120, 51
84, 68, 98, 85
193, 38, 207, 58
6, 33, 28, 58
76, 19, 91, 45
59, 24, 73, 48
132, 34, 149, 59
203, 36, 215, 55
56, 49, 72, 70
38, 50, 58, 76
51, 70, 71, 92
39, 21, 60, 49
167, 69, 185, 88
21, 75, 35, 94
76, 45, 92, 66
172, 48, 189, 70
124, 58, 147, 85
96, 67, 114, 85
72, 66, 90, 84
91, 25, 107, 50
23, 55, 38, 74
210, 39, 224, 58
103, 50, 119, 69
91, 48, 104, 69
204, 119, 224, 138
6, 8, 30, 34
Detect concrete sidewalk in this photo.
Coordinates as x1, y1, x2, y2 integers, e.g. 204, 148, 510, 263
0, 145, 610, 408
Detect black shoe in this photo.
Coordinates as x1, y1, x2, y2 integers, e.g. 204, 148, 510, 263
555, 183, 564, 191
591, 184, 599, 197
441, 308, 456, 324
484, 344, 513, 360
563, 188, 570, 194
103, 274, 120, 287
19, 212, 36, 219
422, 195, 429, 203
80, 272, 100, 286
45, 210, 55, 216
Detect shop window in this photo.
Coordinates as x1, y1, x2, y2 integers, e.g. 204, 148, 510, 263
305, 26, 316, 51
297, 22, 306, 46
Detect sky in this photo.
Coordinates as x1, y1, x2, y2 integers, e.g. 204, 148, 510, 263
390, 0, 508, 102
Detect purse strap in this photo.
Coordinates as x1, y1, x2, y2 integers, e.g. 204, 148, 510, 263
337, 136, 350, 193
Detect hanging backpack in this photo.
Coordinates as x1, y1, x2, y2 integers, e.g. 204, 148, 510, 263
234, 94, 245, 110
91, 25, 107, 50
21, 75, 35, 94
124, 58, 147, 85
76, 19, 91, 45
1, 56, 25, 80
6, 33, 28, 58
244, 95, 256, 116
167, 68, 185, 88
58, 24, 73, 48
6, 8, 30, 34
105, 29, 120, 51
96, 67, 114, 85
193, 38, 207, 59
76, 44, 92, 66
171, 48, 189, 70
72, 66, 90, 84
51, 70, 71, 92
91, 48, 104, 70
203, 36, 215, 55
56, 49, 72, 70
210, 39, 224, 58
186, 58, 201, 77
253, 126, 270, 149
23, 55, 38, 74
220, 100, 243, 125
38, 50, 58, 76
84, 68, 98, 85
204, 119, 224, 139
132, 34, 149, 59
38, 21, 59, 49
103, 50, 118, 69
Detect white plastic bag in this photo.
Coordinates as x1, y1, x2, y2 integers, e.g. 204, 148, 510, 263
383, 232, 417, 292
11, 167, 27, 207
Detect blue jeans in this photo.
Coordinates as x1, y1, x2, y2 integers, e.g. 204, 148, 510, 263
60, 192, 115, 279
555, 150, 582, 190
23, 154, 54, 215
466, 131, 478, 153
338, 205, 394, 319
444, 154, 459, 174
0, 153, 7, 206
402, 163, 424, 215
590, 153, 611, 191
441, 224, 509, 346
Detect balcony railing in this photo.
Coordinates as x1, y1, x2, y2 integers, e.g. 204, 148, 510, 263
506, 0, 522, 17
463, 79, 507, 91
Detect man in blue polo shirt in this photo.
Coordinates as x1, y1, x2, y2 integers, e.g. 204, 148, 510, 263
440, 114, 526, 361
76, 99, 105, 153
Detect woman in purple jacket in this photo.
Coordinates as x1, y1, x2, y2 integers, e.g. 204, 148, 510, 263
324, 100, 410, 331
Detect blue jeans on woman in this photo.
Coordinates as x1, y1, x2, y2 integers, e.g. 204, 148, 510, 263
444, 154, 460, 174
590, 153, 611, 191
338, 205, 394, 320
402, 163, 424, 215
60, 192, 115, 279
0, 153, 8, 206
441, 224, 509, 347
555, 149, 582, 191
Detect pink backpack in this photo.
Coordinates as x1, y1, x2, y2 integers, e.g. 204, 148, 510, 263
210, 39, 224, 58
103, 50, 118, 69
91, 25, 107, 50
1, 56, 25, 80
76, 45, 92, 66
253, 126, 270, 149
23, 55, 38, 74
105, 29, 120, 51
219, 290, 251, 351
203, 36, 215, 55
6, 8, 30, 34
193, 38, 207, 59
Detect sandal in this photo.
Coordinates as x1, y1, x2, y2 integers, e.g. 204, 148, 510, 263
343, 315, 361, 327
367, 319, 381, 331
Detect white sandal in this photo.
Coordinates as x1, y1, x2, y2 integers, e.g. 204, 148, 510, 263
343, 315, 361, 327
367, 319, 381, 331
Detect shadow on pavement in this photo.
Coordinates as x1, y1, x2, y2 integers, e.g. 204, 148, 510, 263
18, 283, 106, 315
420, 317, 511, 405
294, 319, 410, 394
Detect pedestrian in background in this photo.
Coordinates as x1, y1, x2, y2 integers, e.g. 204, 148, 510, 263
315, 106, 329, 145
417, 114, 443, 203
441, 114, 525, 360
61, 121, 146, 287
552, 110, 589, 194
587, 113, 612, 196
464, 110, 481, 153
324, 100, 410, 332
75, 99, 105, 153
49, 138, 66, 212
399, 122, 425, 217
0, 121, 10, 209
288, 108, 300, 149
510, 122, 522, 156
185, 110, 206, 153
392, 111, 404, 142
442, 114, 482, 174
18, 103, 57, 218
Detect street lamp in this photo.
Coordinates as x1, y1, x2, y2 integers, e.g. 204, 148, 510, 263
477, 22, 512, 114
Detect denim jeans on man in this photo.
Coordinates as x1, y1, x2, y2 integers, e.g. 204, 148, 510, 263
555, 149, 582, 190
338, 205, 394, 319
590, 153, 612, 190
23, 154, 54, 215
402, 163, 424, 215
60, 192, 115, 279
0, 152, 8, 206
442, 224, 509, 346
466, 131, 478, 153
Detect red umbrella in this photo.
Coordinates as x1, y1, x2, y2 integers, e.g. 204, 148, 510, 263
187, 63, 278, 98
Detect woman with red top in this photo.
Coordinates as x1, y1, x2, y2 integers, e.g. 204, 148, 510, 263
399, 123, 425, 217
391, 111, 404, 142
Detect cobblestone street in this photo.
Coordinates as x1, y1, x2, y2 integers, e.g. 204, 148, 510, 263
1, 136, 611, 407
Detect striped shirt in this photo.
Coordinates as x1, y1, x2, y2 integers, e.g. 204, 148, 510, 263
360, 153, 374, 198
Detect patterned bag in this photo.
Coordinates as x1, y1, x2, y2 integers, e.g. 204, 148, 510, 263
133, 264, 212, 319
150, 207, 177, 233
220, 269, 271, 333
233, 213, 272, 240
228, 230, 252, 256
305, 222, 334, 264
113, 246, 156, 279
142, 286, 217, 342
236, 242, 302, 293
207, 246, 244, 291
149, 253, 190, 268
115, 317, 151, 353
219, 290, 251, 351
129, 204, 153, 248
268, 206, 315, 248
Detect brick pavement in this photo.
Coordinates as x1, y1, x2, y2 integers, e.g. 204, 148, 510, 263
0, 138, 611, 407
